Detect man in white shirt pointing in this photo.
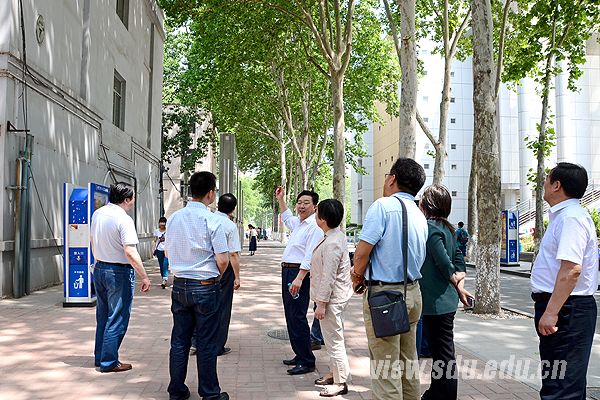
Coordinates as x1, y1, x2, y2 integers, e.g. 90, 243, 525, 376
531, 162, 598, 399
275, 187, 324, 375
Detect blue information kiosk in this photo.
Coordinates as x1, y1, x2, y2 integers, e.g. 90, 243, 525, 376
500, 210, 520, 266
63, 182, 110, 307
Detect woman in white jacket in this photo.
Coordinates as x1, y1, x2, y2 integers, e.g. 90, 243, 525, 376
310, 199, 353, 397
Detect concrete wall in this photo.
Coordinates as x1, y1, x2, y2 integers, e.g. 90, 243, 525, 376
0, 0, 165, 297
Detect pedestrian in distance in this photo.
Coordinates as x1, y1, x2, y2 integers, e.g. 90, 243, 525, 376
275, 186, 324, 375
418, 185, 473, 400
455, 221, 469, 257
310, 199, 353, 397
165, 171, 230, 400
351, 158, 429, 400
248, 224, 258, 256
531, 162, 598, 400
90, 182, 151, 373
152, 216, 169, 289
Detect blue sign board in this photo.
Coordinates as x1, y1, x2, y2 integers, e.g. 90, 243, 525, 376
500, 210, 520, 265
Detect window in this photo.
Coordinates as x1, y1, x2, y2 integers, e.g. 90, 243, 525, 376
391, 155, 394, 161
450, 118, 456, 124
450, 97, 455, 103
424, 143, 430, 150
379, 162, 382, 167
423, 71, 428, 76
113, 70, 126, 129
451, 143, 456, 149
452, 191, 457, 197
424, 117, 429, 122
450, 71, 455, 77
424, 164, 430, 169
451, 164, 457, 170
423, 96, 429, 102
116, 0, 129, 28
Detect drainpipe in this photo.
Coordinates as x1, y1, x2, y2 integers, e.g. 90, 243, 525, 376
13, 133, 33, 298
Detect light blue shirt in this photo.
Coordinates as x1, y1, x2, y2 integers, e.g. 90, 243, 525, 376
360, 192, 428, 282
165, 202, 229, 280
215, 211, 242, 253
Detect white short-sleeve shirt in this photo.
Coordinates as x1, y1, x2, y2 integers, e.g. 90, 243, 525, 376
90, 203, 139, 265
215, 211, 242, 253
153, 229, 167, 251
531, 198, 599, 295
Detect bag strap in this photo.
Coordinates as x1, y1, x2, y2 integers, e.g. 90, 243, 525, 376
368, 195, 409, 299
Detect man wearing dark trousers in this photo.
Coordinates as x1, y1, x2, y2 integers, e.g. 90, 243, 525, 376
531, 162, 598, 400
214, 193, 242, 356
165, 171, 230, 400
275, 187, 324, 375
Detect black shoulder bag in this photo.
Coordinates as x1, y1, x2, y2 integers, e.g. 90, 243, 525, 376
367, 196, 411, 338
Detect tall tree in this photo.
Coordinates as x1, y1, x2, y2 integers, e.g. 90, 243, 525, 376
471, 0, 502, 314
502, 0, 600, 251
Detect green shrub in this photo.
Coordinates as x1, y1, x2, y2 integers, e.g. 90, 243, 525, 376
520, 234, 535, 252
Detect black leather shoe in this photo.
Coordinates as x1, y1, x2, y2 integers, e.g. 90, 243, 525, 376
202, 392, 229, 400
287, 364, 315, 375
170, 389, 191, 400
311, 341, 322, 350
218, 347, 232, 356
282, 357, 298, 366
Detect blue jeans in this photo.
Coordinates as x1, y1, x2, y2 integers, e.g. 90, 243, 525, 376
93, 262, 135, 371
282, 267, 315, 367
155, 250, 169, 279
216, 264, 234, 352
534, 295, 597, 400
168, 277, 222, 400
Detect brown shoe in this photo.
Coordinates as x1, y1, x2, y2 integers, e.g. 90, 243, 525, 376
315, 375, 334, 385
101, 362, 132, 373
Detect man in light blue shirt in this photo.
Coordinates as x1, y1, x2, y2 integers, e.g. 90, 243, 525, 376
165, 171, 230, 400
352, 158, 428, 400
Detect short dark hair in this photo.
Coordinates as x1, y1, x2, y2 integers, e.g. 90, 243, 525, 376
420, 184, 455, 233
159, 217, 167, 224
458, 221, 464, 228
109, 182, 134, 204
296, 190, 319, 205
189, 171, 217, 199
317, 199, 344, 229
218, 193, 237, 214
389, 158, 426, 196
548, 162, 588, 199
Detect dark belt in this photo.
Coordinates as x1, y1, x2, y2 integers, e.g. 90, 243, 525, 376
366, 279, 415, 286
531, 292, 594, 302
96, 260, 132, 268
281, 262, 301, 269
174, 276, 220, 285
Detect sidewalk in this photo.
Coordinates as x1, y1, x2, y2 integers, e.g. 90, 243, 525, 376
1, 245, 542, 400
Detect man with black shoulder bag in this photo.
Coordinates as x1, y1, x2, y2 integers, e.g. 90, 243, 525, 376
351, 158, 428, 400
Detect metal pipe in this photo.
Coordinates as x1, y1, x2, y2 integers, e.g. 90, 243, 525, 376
13, 157, 24, 298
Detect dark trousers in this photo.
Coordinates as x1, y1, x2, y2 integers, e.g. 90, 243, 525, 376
282, 267, 315, 367
93, 262, 135, 371
534, 295, 597, 400
216, 264, 234, 352
422, 312, 458, 400
168, 278, 222, 400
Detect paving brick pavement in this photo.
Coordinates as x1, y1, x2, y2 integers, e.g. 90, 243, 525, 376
0, 244, 541, 400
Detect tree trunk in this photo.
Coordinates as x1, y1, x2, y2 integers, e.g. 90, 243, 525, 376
467, 154, 478, 261
471, 0, 501, 315
331, 73, 346, 208
397, 0, 417, 159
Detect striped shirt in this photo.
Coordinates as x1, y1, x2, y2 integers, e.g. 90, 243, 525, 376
165, 201, 229, 280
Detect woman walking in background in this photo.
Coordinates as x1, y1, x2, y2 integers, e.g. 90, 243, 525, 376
419, 185, 472, 400
152, 216, 169, 289
310, 199, 353, 397
248, 224, 258, 256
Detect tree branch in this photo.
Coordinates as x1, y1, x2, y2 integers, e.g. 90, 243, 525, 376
416, 109, 438, 145
449, 6, 471, 60
383, 0, 402, 65
340, 0, 355, 74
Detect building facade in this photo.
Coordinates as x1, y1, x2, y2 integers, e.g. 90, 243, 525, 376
0, 0, 165, 297
351, 38, 600, 227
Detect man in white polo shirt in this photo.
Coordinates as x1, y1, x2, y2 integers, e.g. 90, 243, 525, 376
531, 162, 599, 399
90, 182, 151, 373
